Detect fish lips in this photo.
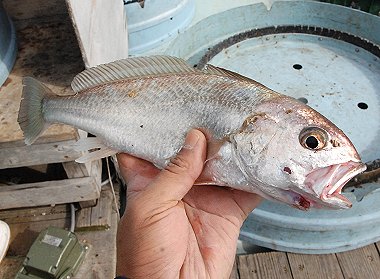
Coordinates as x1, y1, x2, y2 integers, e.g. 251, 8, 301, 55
303, 161, 367, 209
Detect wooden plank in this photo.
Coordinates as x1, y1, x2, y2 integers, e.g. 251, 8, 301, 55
76, 186, 115, 230
336, 244, 380, 279
287, 253, 344, 279
0, 204, 69, 224
90, 187, 113, 228
0, 204, 118, 279
237, 252, 293, 279
229, 256, 240, 279
0, 257, 24, 279
0, 177, 100, 209
74, 209, 118, 278
0, 139, 82, 169
63, 161, 91, 178
66, 0, 128, 68
63, 159, 102, 208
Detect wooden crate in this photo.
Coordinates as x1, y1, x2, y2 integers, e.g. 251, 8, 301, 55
0, 0, 102, 210
0, 186, 118, 278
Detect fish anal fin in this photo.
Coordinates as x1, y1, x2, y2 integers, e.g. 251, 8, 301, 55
75, 147, 118, 164
71, 137, 118, 163
73, 137, 108, 152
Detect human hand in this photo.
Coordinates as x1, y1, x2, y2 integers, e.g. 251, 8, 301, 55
116, 129, 262, 279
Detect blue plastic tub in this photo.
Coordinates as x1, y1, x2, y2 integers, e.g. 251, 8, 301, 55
0, 2, 17, 87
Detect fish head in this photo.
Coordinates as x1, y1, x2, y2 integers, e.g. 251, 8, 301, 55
231, 96, 366, 210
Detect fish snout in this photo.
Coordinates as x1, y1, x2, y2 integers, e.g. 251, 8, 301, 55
304, 161, 367, 209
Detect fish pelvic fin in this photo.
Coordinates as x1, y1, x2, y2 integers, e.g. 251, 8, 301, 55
18, 77, 54, 145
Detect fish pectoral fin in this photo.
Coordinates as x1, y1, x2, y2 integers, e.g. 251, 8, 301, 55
75, 147, 118, 164
194, 171, 218, 186
206, 138, 226, 163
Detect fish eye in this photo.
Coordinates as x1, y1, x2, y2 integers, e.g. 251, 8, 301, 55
299, 127, 328, 150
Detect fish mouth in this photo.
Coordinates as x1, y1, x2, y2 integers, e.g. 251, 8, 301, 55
304, 161, 367, 209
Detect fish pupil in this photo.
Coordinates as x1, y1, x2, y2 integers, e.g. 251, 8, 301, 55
305, 136, 319, 149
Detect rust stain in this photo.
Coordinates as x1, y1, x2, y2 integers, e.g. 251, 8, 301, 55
285, 109, 293, 114
127, 90, 138, 98
3, 78, 12, 87
238, 112, 268, 133
243, 113, 266, 126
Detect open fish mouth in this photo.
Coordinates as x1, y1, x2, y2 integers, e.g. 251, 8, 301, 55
304, 161, 367, 209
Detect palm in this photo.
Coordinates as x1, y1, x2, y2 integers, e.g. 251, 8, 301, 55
116, 153, 261, 279
180, 186, 257, 278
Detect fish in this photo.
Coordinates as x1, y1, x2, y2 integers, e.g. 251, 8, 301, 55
17, 55, 366, 210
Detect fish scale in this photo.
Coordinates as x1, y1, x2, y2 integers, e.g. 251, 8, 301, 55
43, 74, 272, 166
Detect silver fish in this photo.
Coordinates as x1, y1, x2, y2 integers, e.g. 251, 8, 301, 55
18, 55, 366, 210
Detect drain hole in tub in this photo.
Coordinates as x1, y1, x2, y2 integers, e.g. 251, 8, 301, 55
293, 64, 303, 70
298, 97, 308, 104
357, 102, 368, 110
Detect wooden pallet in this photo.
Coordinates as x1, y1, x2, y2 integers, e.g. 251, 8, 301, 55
230, 242, 380, 279
0, 0, 102, 209
0, 185, 118, 279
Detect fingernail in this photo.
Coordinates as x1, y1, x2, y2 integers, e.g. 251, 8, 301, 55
182, 129, 200, 150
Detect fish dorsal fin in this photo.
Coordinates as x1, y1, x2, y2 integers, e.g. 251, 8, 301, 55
71, 55, 197, 92
203, 64, 270, 89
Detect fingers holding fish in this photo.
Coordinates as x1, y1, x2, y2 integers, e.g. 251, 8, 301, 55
149, 129, 207, 203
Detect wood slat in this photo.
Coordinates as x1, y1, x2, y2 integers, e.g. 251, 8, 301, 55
76, 186, 115, 230
287, 253, 344, 279
63, 159, 102, 208
0, 257, 24, 279
0, 199, 118, 278
66, 0, 128, 68
0, 204, 69, 224
0, 177, 100, 210
0, 139, 81, 169
229, 256, 239, 279
73, 211, 118, 278
336, 244, 380, 279
237, 252, 292, 279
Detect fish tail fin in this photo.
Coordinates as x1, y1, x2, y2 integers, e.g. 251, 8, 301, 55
17, 77, 54, 145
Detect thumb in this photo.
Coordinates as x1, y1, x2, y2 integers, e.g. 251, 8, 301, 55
144, 129, 207, 202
